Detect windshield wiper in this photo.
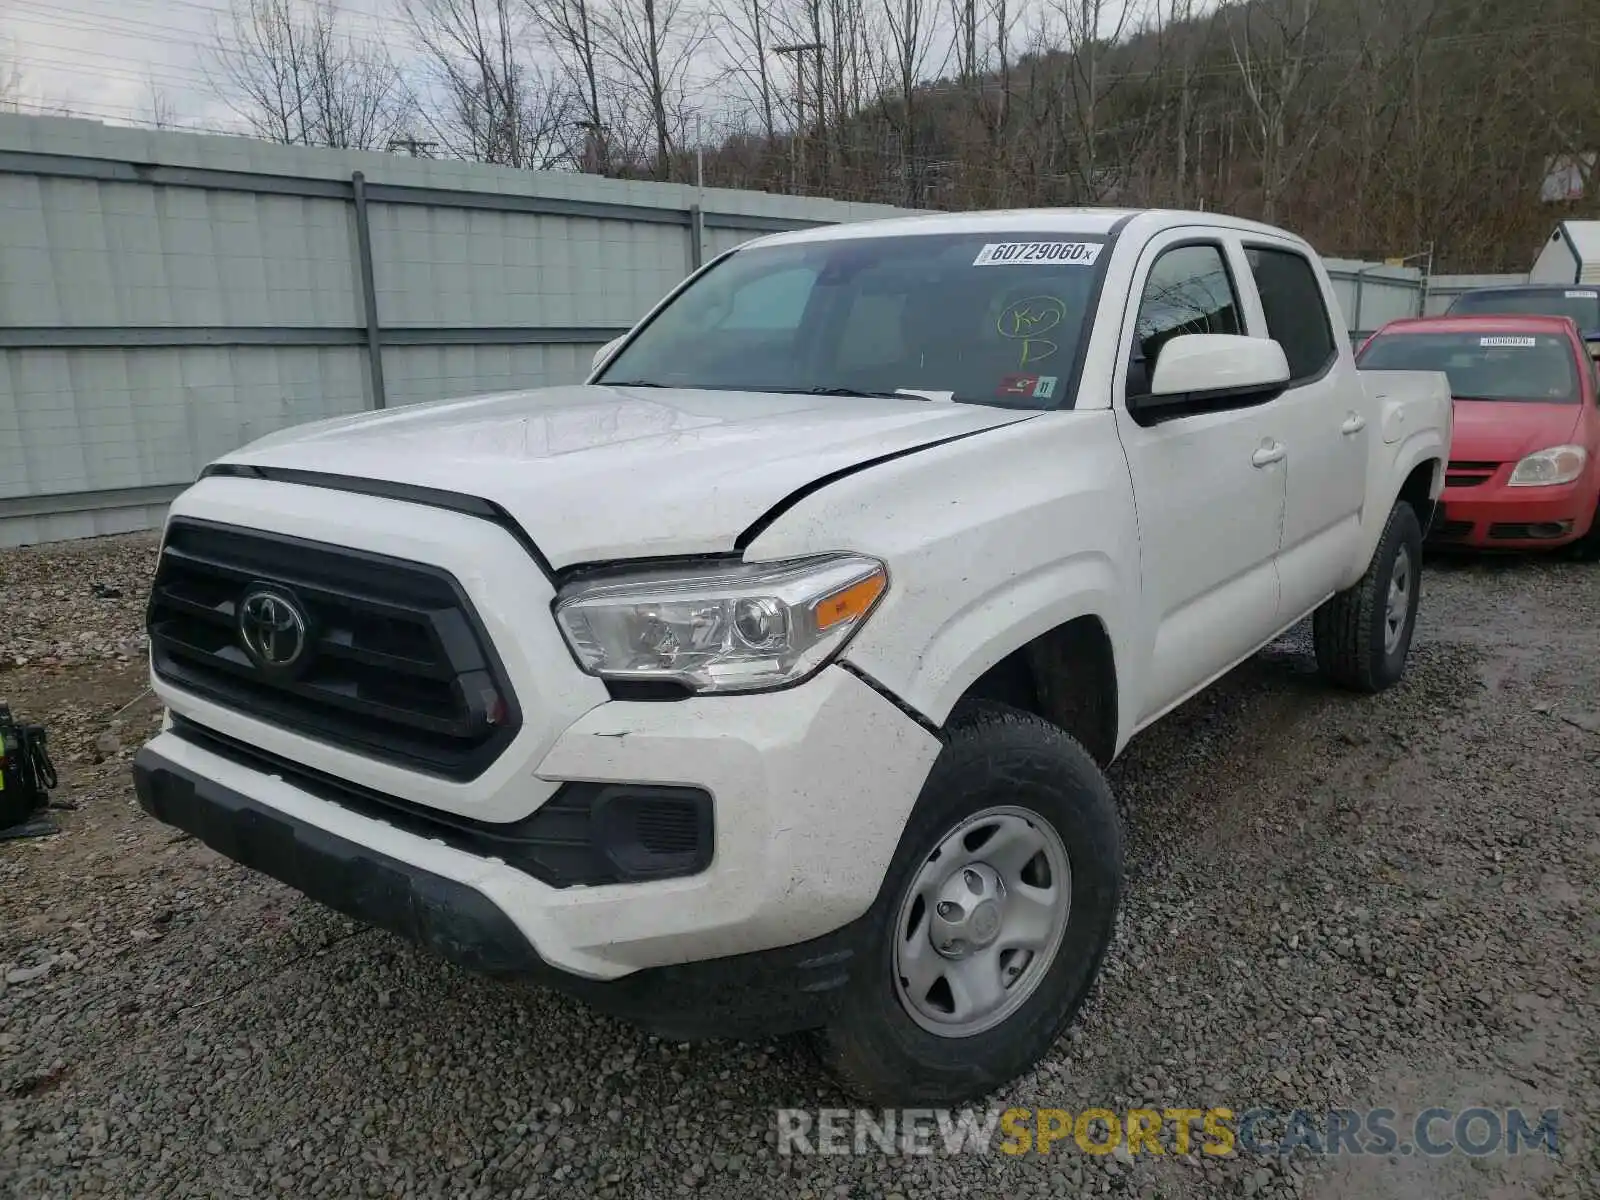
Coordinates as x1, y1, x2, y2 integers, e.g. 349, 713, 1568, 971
603, 379, 667, 388
809, 385, 916, 399
755, 385, 924, 400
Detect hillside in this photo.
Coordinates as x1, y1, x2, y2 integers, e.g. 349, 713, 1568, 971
692, 0, 1600, 271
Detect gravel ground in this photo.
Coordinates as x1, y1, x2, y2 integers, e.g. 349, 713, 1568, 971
1, 533, 1596, 1199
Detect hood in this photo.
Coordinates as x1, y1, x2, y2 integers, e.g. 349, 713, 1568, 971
1448, 398, 1584, 463
217, 384, 1036, 567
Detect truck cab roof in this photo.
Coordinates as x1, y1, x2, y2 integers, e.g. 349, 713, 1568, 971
749, 207, 1314, 250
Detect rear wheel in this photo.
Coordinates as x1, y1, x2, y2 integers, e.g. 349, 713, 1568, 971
1313, 500, 1423, 692
815, 704, 1122, 1105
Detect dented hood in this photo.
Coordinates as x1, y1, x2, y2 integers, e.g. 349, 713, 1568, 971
214, 384, 1034, 567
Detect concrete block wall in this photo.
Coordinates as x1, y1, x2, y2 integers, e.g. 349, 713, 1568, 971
1321, 259, 1427, 335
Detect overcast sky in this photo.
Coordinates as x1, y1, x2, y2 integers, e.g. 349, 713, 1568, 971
1, 0, 1147, 142
2, 0, 402, 133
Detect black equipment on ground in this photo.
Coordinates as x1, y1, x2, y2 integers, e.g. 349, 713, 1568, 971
0, 704, 58, 838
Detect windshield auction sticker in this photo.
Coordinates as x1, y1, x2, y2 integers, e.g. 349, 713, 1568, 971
1564, 290, 1597, 298
1479, 336, 1537, 347
973, 242, 1102, 266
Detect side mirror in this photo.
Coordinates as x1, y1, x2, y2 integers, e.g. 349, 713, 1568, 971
1130, 333, 1291, 420
591, 336, 625, 375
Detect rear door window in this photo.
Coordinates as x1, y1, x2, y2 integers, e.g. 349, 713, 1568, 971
1244, 246, 1338, 382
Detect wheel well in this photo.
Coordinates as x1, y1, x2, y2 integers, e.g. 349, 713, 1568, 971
958, 616, 1118, 766
1399, 459, 1440, 532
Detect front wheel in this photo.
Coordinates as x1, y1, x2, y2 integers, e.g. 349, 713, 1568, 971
814, 704, 1122, 1105
1313, 499, 1423, 692
1570, 498, 1600, 562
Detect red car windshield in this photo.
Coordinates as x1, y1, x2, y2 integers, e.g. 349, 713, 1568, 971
1357, 331, 1581, 404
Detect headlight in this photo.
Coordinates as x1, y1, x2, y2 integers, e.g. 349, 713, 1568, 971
555, 554, 888, 693
1508, 444, 1588, 487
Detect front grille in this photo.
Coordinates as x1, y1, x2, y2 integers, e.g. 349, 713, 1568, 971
148, 519, 520, 780
1446, 460, 1499, 488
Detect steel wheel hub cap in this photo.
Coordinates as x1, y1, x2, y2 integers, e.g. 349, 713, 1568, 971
893, 805, 1072, 1038
1385, 545, 1413, 656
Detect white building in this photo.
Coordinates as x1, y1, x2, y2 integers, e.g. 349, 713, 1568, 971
1529, 220, 1600, 285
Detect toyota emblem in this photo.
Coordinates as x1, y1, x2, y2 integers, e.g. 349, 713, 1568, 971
238, 588, 310, 670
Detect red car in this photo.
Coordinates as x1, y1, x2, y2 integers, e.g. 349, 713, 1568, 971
1357, 315, 1600, 557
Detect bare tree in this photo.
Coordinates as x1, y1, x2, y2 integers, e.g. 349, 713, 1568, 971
1227, 0, 1357, 222
408, 0, 571, 167
0, 50, 22, 112
880, 0, 942, 204
526, 0, 615, 171
146, 79, 180, 130
1052, 0, 1143, 202
1149, 0, 1214, 206
210, 0, 413, 149
710, 0, 778, 144
596, 0, 704, 179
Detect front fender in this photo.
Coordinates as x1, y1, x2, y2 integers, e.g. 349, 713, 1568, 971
846, 552, 1123, 728
741, 412, 1144, 750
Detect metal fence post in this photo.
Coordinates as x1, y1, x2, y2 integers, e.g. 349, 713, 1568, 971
351, 170, 388, 410
689, 204, 705, 271
1351, 268, 1367, 334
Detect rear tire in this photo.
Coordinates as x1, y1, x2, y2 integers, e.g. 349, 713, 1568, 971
814, 703, 1122, 1105
1313, 500, 1423, 693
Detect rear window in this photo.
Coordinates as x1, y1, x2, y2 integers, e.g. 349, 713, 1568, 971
1447, 289, 1600, 331
1356, 331, 1580, 403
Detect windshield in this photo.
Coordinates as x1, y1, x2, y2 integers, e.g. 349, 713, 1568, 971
596, 232, 1110, 409
1357, 331, 1581, 403
1447, 288, 1600, 331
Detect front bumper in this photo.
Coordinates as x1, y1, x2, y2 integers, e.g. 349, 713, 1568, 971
1428, 479, 1597, 549
134, 744, 876, 1038
134, 665, 941, 1020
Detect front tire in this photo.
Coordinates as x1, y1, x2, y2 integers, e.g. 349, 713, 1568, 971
1570, 499, 1600, 562
814, 704, 1122, 1105
1313, 500, 1423, 692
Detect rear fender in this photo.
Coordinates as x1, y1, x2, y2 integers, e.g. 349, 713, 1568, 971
1355, 432, 1446, 576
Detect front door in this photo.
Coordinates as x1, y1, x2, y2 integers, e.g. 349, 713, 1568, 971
1113, 233, 1288, 724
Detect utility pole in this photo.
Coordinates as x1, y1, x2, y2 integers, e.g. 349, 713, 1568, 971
695, 113, 704, 191
774, 42, 821, 196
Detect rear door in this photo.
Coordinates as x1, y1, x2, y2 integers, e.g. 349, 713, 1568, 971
1113, 230, 1287, 724
1238, 239, 1368, 621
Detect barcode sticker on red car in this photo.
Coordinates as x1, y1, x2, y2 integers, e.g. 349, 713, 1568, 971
1565, 290, 1597, 298
973, 242, 1102, 266
1480, 336, 1537, 347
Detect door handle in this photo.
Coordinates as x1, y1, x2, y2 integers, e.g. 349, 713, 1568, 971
1342, 413, 1367, 435
1251, 440, 1286, 468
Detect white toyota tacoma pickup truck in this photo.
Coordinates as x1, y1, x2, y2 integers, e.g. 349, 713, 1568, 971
134, 209, 1451, 1103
